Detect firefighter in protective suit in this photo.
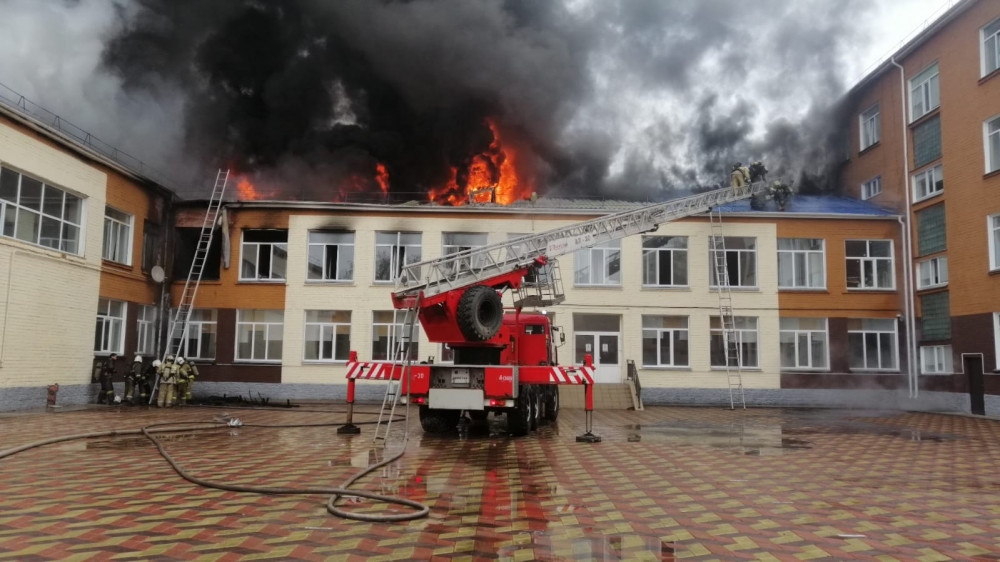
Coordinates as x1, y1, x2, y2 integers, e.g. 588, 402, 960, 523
125, 355, 142, 404
730, 162, 750, 189
176, 357, 198, 405
96, 353, 118, 405
140, 360, 159, 404
157, 355, 178, 408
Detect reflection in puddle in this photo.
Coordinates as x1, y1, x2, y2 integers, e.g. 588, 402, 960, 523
496, 532, 674, 561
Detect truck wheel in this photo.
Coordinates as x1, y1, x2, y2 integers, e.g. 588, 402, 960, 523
530, 387, 541, 431
456, 285, 503, 341
507, 388, 532, 436
419, 406, 460, 434
543, 387, 559, 422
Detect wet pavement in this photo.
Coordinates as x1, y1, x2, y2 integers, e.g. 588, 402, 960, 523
2, 404, 1000, 560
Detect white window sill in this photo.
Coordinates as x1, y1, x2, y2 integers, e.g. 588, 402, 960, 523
847, 369, 901, 374
641, 285, 690, 290
574, 284, 623, 289
846, 287, 897, 292
234, 360, 282, 364
305, 280, 354, 285
916, 283, 947, 291
640, 365, 691, 371
710, 286, 759, 291
710, 366, 761, 371
303, 360, 348, 365
237, 279, 288, 284
912, 191, 943, 204
778, 286, 828, 292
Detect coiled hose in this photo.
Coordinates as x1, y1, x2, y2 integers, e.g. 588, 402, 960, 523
0, 412, 429, 522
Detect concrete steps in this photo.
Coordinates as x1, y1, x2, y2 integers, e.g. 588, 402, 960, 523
559, 382, 642, 410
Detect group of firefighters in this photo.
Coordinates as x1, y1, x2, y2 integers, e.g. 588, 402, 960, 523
93, 353, 198, 407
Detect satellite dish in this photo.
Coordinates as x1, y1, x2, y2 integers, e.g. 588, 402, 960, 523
150, 265, 165, 283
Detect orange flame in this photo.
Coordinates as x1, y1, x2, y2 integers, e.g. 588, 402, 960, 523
235, 177, 263, 200
429, 118, 535, 206
375, 163, 390, 196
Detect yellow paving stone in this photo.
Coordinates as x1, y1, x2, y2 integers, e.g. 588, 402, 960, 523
794, 545, 831, 560
842, 539, 874, 553
919, 530, 950, 541
770, 531, 804, 544
915, 549, 951, 562
726, 536, 760, 551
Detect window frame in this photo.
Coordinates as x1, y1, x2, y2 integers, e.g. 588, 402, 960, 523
912, 164, 944, 202
0, 166, 84, 254
847, 318, 899, 372
908, 62, 940, 123
102, 206, 133, 265
641, 315, 690, 368
990, 214, 1000, 272
172, 309, 218, 360
985, 114, 1000, 174
235, 309, 284, 363
860, 104, 880, 150
306, 231, 355, 283
136, 304, 157, 355
779, 318, 830, 371
375, 231, 422, 283
574, 239, 622, 287
709, 316, 759, 369
845, 239, 895, 290
239, 229, 288, 282
777, 238, 826, 290
982, 16, 1000, 78
861, 176, 882, 200
95, 298, 126, 355
916, 256, 948, 290
641, 236, 688, 288
371, 310, 419, 361
709, 236, 758, 289
442, 232, 489, 276
920, 345, 953, 375
303, 310, 352, 363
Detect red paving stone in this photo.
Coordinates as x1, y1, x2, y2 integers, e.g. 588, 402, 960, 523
1, 404, 1000, 559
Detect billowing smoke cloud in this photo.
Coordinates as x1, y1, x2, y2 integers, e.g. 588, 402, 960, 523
1, 0, 876, 201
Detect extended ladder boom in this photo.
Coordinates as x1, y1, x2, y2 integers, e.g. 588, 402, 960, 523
394, 182, 768, 302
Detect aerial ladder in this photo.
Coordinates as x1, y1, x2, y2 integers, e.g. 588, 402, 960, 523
150, 170, 230, 404
341, 181, 768, 439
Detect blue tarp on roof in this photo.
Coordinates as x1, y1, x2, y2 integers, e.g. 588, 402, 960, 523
712, 194, 896, 216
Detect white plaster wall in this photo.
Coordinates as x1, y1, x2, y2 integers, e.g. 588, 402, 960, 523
0, 122, 106, 389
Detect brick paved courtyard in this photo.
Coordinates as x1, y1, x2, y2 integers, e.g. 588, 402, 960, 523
2, 404, 1000, 560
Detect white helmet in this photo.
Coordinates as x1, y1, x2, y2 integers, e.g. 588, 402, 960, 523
134, 355, 142, 363
176, 357, 185, 365
152, 359, 162, 367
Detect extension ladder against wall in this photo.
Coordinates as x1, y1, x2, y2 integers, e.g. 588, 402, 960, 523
710, 208, 746, 409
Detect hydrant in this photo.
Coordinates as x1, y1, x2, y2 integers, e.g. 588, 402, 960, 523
46, 383, 59, 407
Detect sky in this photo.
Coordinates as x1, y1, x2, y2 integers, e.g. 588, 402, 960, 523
0, 0, 960, 200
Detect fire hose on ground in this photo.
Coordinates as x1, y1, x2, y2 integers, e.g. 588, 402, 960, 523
0, 409, 429, 523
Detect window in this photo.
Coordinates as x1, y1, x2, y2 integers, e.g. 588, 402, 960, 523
574, 239, 621, 286
917, 256, 948, 289
172, 309, 217, 360
909, 63, 939, 122
710, 316, 759, 368
443, 232, 488, 275
709, 237, 757, 288
921, 292, 951, 340
375, 232, 422, 283
990, 214, 1000, 271
240, 230, 287, 281
777, 238, 825, 289
95, 298, 125, 354
982, 17, 1000, 77
102, 206, 133, 264
779, 318, 829, 370
307, 231, 354, 282
986, 115, 1000, 174
920, 345, 953, 374
0, 166, 83, 254
372, 311, 418, 361
304, 310, 351, 362
848, 318, 898, 371
913, 115, 942, 168
846, 240, 894, 290
860, 104, 880, 150
642, 236, 688, 287
641, 316, 689, 367
136, 305, 157, 355
236, 310, 283, 362
861, 176, 882, 200
440, 344, 454, 363
916, 204, 947, 256
912, 164, 943, 201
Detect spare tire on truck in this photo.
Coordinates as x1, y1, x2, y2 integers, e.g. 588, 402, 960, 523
456, 285, 503, 341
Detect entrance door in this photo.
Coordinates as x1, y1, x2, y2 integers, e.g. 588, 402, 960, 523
575, 332, 621, 383
965, 356, 985, 416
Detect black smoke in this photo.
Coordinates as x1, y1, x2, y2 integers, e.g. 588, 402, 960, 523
96, 0, 872, 201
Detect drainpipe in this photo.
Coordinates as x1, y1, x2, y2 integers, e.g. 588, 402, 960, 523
890, 56, 919, 399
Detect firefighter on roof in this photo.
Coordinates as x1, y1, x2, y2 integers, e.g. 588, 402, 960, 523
730, 162, 750, 188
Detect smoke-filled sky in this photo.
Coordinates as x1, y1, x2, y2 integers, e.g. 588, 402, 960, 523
0, 0, 951, 201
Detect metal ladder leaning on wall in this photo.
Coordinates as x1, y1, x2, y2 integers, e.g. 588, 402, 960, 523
372, 295, 421, 445
150, 169, 230, 403
710, 207, 746, 409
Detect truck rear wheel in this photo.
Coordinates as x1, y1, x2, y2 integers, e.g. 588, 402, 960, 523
543, 387, 559, 422
419, 406, 460, 434
507, 387, 532, 436
456, 285, 503, 341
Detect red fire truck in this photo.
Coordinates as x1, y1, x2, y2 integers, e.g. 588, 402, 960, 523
341, 182, 764, 439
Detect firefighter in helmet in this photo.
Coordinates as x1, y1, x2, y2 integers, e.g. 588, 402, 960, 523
175, 357, 198, 405
140, 359, 159, 405
124, 355, 142, 404
730, 162, 750, 189
96, 353, 118, 405
157, 355, 178, 408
